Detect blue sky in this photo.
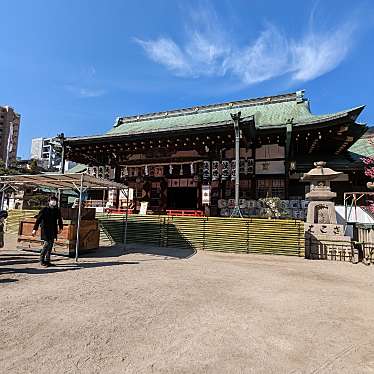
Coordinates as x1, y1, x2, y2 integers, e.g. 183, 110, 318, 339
1, 0, 374, 159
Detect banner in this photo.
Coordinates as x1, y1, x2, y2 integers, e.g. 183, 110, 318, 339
139, 201, 148, 215
231, 160, 236, 181
203, 161, 210, 180
212, 161, 220, 181
221, 160, 230, 180
202, 185, 211, 205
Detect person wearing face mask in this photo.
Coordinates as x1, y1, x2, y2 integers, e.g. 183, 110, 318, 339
32, 196, 63, 267
0, 210, 8, 248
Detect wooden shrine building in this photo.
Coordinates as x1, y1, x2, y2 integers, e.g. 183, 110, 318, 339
65, 91, 368, 216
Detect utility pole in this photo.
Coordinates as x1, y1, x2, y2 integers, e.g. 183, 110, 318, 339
230, 112, 243, 218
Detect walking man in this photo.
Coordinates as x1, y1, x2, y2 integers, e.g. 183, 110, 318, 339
0, 210, 8, 248
32, 196, 63, 267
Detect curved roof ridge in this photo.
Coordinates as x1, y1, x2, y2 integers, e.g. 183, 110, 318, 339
303, 105, 365, 122
115, 91, 299, 126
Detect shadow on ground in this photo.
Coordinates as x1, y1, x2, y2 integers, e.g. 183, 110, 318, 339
0, 278, 18, 284
0, 239, 195, 280
82, 243, 196, 261
0, 260, 139, 277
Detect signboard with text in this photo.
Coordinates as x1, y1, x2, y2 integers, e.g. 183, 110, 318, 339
202, 185, 211, 205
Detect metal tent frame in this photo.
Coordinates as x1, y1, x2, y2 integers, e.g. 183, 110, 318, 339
0, 173, 130, 261
343, 191, 374, 233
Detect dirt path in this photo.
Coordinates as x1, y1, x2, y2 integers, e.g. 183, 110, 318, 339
1, 235, 374, 373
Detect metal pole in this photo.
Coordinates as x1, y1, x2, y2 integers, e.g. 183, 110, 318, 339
230, 112, 242, 217
344, 193, 347, 230
75, 174, 84, 262
0, 185, 5, 211
235, 123, 240, 209
57, 188, 61, 206
123, 187, 129, 251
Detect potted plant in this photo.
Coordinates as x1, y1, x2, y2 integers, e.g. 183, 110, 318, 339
258, 197, 287, 219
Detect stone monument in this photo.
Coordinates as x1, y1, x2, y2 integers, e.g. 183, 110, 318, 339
302, 161, 357, 262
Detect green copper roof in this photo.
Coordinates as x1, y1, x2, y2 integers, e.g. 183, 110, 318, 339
67, 163, 87, 173
65, 91, 365, 143
348, 127, 374, 159
105, 91, 363, 137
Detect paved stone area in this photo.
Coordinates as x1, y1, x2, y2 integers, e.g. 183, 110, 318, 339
1, 235, 374, 373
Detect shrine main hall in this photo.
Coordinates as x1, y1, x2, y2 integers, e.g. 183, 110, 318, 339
65, 90, 370, 217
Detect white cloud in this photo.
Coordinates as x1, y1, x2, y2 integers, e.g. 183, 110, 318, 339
78, 88, 106, 98
225, 24, 291, 84
290, 23, 354, 81
135, 7, 357, 86
65, 85, 106, 98
135, 37, 192, 76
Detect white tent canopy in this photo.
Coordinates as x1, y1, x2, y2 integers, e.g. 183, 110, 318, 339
0, 173, 126, 190
0, 173, 129, 261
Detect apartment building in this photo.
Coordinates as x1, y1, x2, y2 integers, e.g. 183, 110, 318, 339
0, 106, 20, 165
30, 137, 61, 170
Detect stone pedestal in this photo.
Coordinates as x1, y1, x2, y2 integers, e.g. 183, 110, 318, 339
304, 223, 355, 261
302, 161, 357, 262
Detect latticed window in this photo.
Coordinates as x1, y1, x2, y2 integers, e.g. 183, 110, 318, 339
150, 182, 161, 209
239, 179, 252, 199
256, 179, 285, 198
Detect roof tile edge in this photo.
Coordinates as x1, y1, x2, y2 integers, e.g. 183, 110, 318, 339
115, 91, 300, 126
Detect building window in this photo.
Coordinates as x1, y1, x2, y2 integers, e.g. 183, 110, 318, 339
150, 182, 161, 209
239, 179, 252, 199
257, 179, 285, 199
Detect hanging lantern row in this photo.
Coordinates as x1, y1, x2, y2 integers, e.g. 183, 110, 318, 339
118, 159, 254, 181
87, 165, 115, 180
204, 159, 254, 181
119, 163, 198, 178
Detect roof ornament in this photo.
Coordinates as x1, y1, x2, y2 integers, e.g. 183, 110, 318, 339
296, 90, 305, 103
113, 117, 123, 128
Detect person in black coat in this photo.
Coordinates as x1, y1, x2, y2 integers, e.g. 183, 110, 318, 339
0, 210, 8, 248
32, 196, 63, 267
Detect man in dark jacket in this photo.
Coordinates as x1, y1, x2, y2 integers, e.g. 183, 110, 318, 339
32, 196, 63, 267
0, 210, 8, 248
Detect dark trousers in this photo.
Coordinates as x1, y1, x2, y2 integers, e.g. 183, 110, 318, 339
40, 239, 54, 264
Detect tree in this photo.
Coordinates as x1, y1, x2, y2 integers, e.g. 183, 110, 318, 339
361, 138, 374, 212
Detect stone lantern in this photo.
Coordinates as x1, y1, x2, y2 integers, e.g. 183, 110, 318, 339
302, 161, 357, 262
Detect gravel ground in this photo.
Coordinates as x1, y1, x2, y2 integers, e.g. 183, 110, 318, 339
1, 234, 374, 374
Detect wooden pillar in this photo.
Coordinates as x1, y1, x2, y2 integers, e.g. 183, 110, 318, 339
249, 120, 257, 199
114, 164, 121, 208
